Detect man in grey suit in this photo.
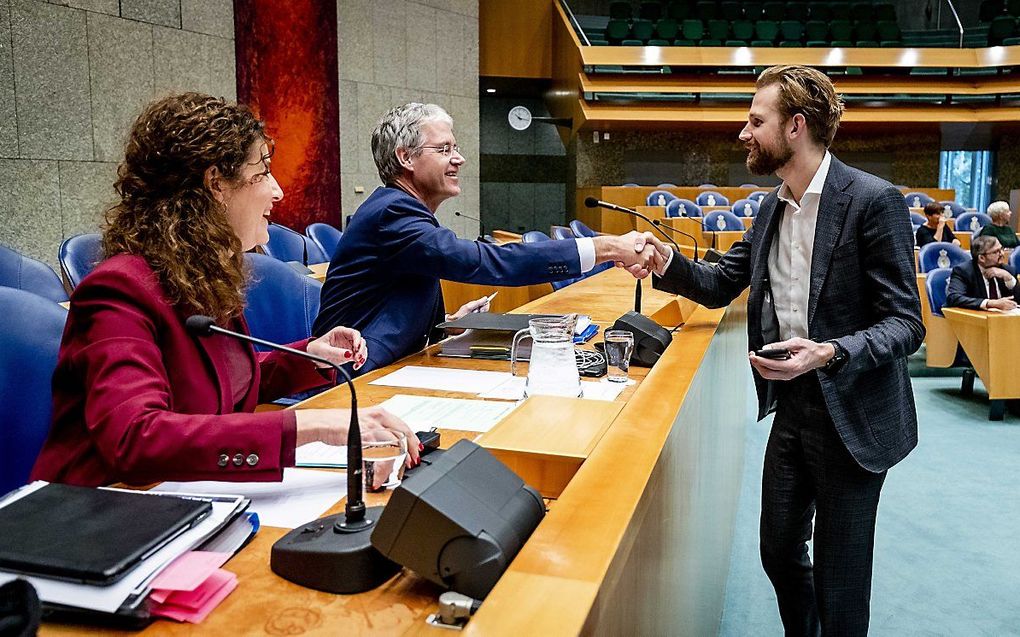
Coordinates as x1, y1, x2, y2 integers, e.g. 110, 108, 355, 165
638, 66, 925, 635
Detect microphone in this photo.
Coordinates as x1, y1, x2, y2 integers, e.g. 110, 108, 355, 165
583, 197, 693, 262
655, 219, 725, 264
185, 315, 401, 593
454, 211, 497, 244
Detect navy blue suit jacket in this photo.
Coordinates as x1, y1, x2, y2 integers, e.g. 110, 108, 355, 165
653, 156, 925, 472
946, 261, 1020, 310
313, 187, 582, 373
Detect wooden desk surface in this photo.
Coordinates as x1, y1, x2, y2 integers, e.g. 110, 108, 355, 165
942, 307, 1020, 399
43, 269, 744, 636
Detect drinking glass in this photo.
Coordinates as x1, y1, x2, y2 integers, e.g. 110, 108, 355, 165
604, 330, 634, 383
361, 431, 407, 492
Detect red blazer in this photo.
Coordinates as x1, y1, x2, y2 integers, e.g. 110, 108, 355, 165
31, 255, 328, 486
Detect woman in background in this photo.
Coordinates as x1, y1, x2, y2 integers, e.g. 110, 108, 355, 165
32, 93, 418, 487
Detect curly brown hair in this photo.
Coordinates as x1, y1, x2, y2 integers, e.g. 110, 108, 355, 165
103, 93, 271, 321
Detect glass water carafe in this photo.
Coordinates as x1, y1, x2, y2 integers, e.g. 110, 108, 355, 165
510, 316, 582, 398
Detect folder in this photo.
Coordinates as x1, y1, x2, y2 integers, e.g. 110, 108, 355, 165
437, 313, 562, 360
0, 483, 211, 585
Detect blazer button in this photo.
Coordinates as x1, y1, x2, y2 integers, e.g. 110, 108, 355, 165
232, 453, 244, 466
246, 453, 259, 467
218, 454, 229, 468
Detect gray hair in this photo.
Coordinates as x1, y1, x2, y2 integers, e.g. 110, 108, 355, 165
371, 103, 454, 184
986, 200, 1011, 224
971, 234, 1000, 259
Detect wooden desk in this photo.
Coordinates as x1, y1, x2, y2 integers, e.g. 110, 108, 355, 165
942, 307, 1020, 419
44, 270, 752, 636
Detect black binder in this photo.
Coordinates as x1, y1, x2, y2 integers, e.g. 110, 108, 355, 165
0, 484, 211, 585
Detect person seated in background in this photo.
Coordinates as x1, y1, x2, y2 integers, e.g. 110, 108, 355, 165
977, 201, 1019, 249
313, 102, 660, 374
31, 93, 418, 487
915, 201, 960, 247
945, 235, 1019, 312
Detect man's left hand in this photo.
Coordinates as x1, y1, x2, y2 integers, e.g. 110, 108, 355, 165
308, 326, 368, 369
748, 337, 836, 381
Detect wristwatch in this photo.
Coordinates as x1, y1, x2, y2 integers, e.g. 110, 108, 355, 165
822, 340, 848, 374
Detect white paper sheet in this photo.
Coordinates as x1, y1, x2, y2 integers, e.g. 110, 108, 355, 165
478, 378, 629, 402
155, 468, 346, 529
0, 493, 242, 614
368, 365, 513, 394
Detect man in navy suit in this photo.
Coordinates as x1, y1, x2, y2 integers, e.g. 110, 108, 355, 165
945, 235, 1019, 311
639, 66, 924, 635
314, 103, 659, 374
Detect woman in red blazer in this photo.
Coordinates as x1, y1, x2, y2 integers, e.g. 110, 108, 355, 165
31, 93, 419, 487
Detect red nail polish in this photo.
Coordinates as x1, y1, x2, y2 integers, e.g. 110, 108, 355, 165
419, 442, 425, 451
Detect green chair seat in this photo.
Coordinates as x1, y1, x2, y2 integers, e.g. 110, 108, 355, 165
732, 19, 755, 40
779, 40, 803, 47
673, 38, 696, 45
656, 17, 680, 40
724, 39, 748, 46
755, 20, 779, 42
830, 20, 853, 41
699, 39, 724, 46
606, 19, 631, 42
830, 40, 854, 47
620, 39, 644, 46
855, 40, 879, 47
806, 40, 829, 47
804, 20, 828, 41
631, 19, 656, 41
706, 19, 730, 40
780, 20, 804, 41
682, 18, 705, 40
1001, 35, 1020, 44
750, 39, 775, 47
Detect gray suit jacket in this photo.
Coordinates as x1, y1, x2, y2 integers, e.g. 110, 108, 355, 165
653, 156, 924, 473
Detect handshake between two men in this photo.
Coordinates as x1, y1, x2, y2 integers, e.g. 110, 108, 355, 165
593, 231, 671, 279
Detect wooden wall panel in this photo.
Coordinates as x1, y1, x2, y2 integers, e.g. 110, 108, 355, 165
479, 0, 553, 79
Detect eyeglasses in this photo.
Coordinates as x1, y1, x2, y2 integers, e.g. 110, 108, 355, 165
981, 247, 1003, 257
419, 143, 462, 157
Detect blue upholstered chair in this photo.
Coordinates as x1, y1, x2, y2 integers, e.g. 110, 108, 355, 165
910, 212, 927, 227
904, 192, 935, 208
569, 219, 598, 238
697, 183, 718, 189
646, 190, 677, 207
657, 183, 678, 188
939, 201, 966, 218
551, 225, 574, 241
622, 182, 640, 187
731, 198, 760, 217
703, 210, 744, 232
747, 190, 769, 204
58, 233, 103, 291
1011, 248, 1020, 273
305, 223, 342, 260
265, 223, 327, 265
918, 241, 969, 273
665, 199, 701, 218
954, 212, 992, 235
696, 191, 729, 207
0, 244, 68, 303
0, 288, 67, 494
243, 253, 322, 351
739, 183, 760, 188
926, 268, 953, 318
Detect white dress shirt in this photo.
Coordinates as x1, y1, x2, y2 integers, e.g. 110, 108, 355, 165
980, 271, 1016, 309
576, 238, 596, 272
768, 151, 832, 341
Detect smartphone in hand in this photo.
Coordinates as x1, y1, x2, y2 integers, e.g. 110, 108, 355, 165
754, 347, 792, 360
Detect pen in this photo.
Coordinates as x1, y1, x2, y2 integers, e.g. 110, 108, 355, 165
472, 291, 498, 312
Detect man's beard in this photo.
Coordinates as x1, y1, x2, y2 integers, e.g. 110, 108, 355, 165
746, 138, 793, 176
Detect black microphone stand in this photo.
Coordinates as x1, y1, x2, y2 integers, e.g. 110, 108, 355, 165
454, 210, 497, 244
655, 219, 725, 263
185, 316, 400, 594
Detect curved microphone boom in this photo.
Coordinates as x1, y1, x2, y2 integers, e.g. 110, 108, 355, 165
583, 197, 696, 262
185, 315, 400, 594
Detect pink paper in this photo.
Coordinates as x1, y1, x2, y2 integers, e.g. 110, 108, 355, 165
151, 570, 238, 624
155, 569, 234, 610
150, 551, 231, 594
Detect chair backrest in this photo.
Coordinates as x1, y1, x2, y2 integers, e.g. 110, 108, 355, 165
910, 212, 927, 227
696, 191, 729, 207
242, 253, 322, 351
939, 201, 966, 218
738, 183, 760, 188
925, 268, 953, 318
0, 288, 68, 494
918, 241, 970, 273
0, 244, 68, 303
903, 191, 935, 208
703, 210, 744, 232
58, 233, 103, 291
622, 182, 640, 187
665, 198, 701, 217
731, 198, 760, 217
265, 223, 327, 265
954, 212, 992, 234
697, 183, 718, 189
747, 189, 769, 204
646, 189, 678, 207
569, 219, 598, 238
657, 182, 677, 188
550, 226, 574, 241
305, 223, 342, 261
1011, 248, 1020, 273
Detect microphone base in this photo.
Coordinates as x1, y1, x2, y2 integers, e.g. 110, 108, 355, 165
271, 508, 401, 594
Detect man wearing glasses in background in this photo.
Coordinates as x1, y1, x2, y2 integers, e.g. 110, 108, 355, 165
314, 103, 661, 374
946, 235, 1019, 311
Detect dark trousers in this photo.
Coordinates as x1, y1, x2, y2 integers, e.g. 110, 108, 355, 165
760, 375, 887, 637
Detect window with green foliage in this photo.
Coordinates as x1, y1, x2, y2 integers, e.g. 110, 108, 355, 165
939, 151, 993, 212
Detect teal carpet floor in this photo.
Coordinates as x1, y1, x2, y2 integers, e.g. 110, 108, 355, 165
719, 369, 1020, 636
